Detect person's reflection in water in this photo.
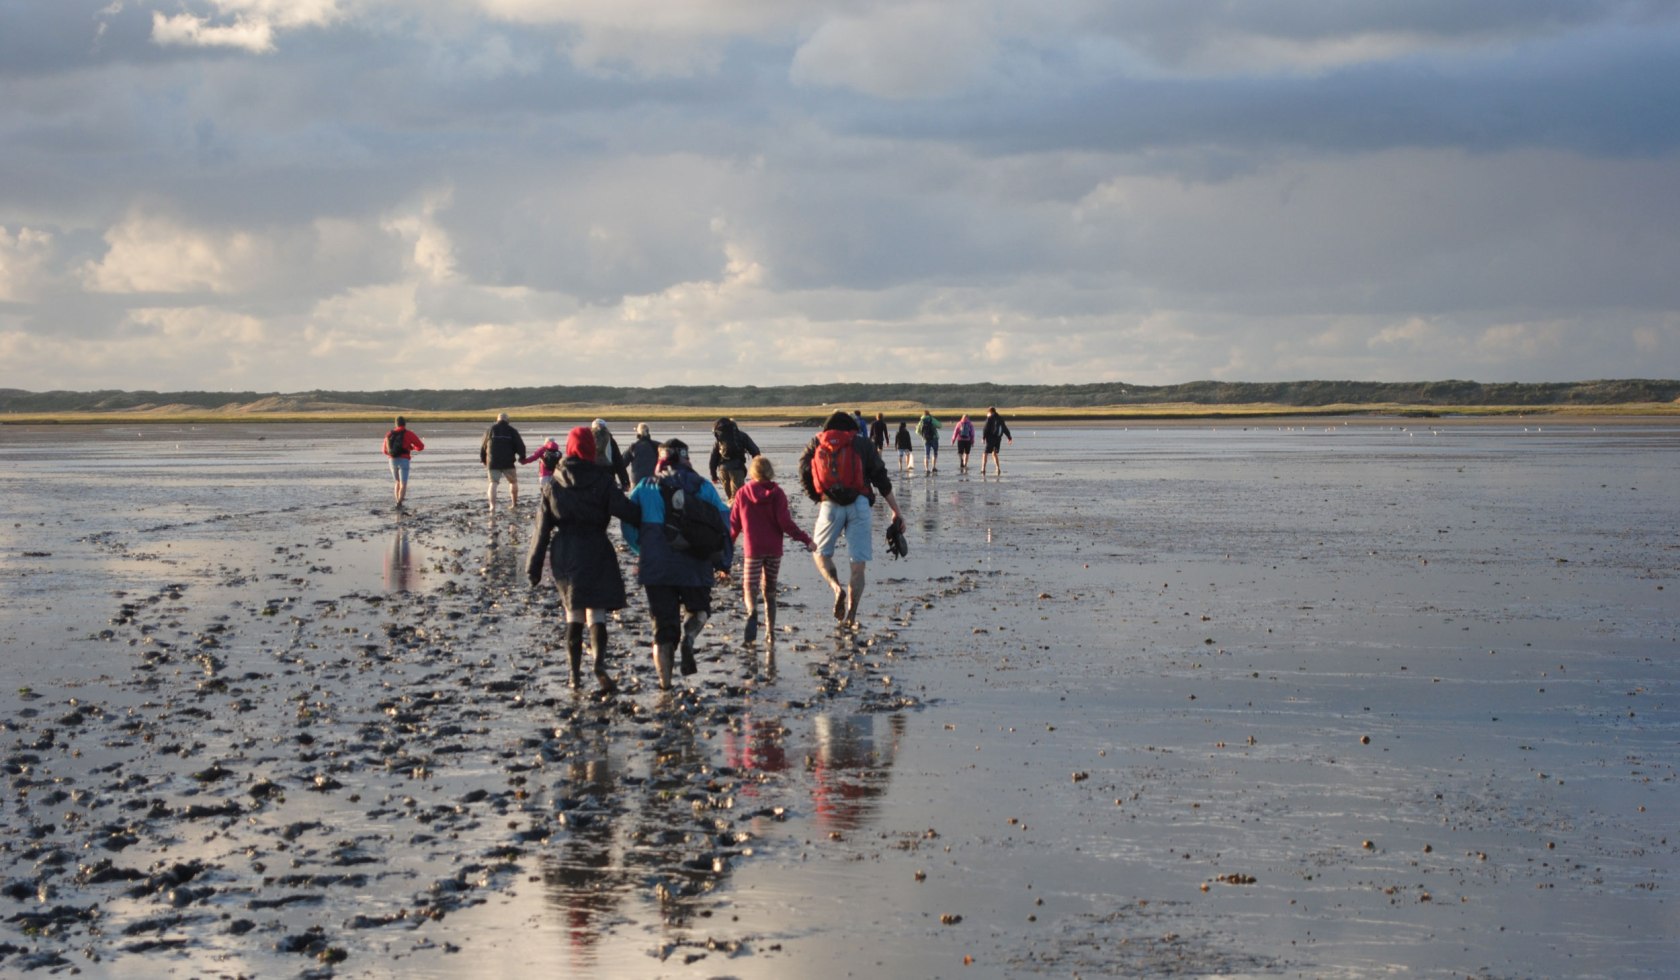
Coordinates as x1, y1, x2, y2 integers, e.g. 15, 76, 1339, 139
809, 713, 905, 832
541, 729, 623, 962
623, 710, 729, 929
920, 477, 942, 538
724, 714, 789, 808
479, 520, 526, 591
382, 529, 420, 592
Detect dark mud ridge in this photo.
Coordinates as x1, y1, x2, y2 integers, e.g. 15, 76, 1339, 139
1, 499, 987, 973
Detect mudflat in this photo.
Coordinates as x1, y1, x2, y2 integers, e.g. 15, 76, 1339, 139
0, 419, 1674, 977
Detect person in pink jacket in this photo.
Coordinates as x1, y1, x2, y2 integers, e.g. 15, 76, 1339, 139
523, 436, 563, 488
729, 455, 815, 647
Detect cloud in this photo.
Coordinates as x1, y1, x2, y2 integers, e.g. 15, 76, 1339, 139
790, 3, 998, 99
151, 12, 276, 53
3, 1, 1680, 391
149, 0, 345, 53
80, 212, 270, 294
0, 226, 55, 302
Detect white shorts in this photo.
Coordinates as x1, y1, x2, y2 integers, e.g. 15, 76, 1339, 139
813, 497, 873, 564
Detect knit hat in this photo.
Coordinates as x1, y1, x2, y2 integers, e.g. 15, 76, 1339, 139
565, 426, 596, 461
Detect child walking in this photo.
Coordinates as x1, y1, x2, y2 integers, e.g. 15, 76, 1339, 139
729, 456, 815, 649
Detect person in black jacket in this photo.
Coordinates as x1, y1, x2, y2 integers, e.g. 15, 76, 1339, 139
627, 422, 660, 485
798, 411, 904, 630
527, 426, 641, 690
480, 412, 528, 512
708, 417, 761, 500
980, 406, 1014, 476
869, 412, 889, 452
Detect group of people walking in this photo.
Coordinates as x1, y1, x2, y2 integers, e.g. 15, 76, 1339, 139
854, 406, 1013, 476
380, 406, 1010, 693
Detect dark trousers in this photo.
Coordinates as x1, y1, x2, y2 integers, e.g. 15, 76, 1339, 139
644, 584, 712, 645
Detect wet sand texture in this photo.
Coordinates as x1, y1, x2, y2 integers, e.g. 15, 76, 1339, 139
0, 420, 1674, 977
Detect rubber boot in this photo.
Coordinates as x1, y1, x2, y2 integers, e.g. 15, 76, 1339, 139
654, 642, 676, 690
565, 622, 585, 689
679, 612, 705, 675
590, 623, 616, 692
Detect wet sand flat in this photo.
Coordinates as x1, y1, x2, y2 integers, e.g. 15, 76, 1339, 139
0, 419, 1674, 977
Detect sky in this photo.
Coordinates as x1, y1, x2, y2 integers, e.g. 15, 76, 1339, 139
3, 1, 1680, 392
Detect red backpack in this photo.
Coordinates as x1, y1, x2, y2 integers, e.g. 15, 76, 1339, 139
812, 430, 868, 505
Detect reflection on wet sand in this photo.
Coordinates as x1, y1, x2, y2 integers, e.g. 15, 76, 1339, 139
381, 528, 419, 592
809, 713, 905, 832
541, 726, 621, 964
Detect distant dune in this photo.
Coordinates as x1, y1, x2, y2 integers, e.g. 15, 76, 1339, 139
2, 380, 1677, 423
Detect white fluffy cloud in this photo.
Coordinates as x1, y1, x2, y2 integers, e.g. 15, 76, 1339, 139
0, 226, 54, 303
149, 0, 345, 52
80, 213, 270, 295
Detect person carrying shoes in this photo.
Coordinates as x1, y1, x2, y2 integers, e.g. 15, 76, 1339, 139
798, 411, 904, 630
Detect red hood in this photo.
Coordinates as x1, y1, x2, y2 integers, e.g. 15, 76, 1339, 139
738, 480, 781, 505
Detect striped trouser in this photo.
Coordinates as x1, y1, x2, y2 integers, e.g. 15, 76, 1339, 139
743, 554, 783, 595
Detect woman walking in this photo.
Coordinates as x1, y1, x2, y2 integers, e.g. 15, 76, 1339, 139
730, 456, 815, 650
527, 426, 640, 691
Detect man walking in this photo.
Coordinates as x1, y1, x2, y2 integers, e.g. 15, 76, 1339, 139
480, 412, 528, 512
915, 409, 941, 473
981, 406, 1014, 475
708, 417, 761, 500
798, 411, 904, 630
627, 422, 660, 485
381, 416, 424, 507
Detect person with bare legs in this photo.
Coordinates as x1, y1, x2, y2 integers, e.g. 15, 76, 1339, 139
798, 411, 903, 630
480, 411, 528, 513
980, 406, 1013, 475
381, 416, 424, 507
730, 456, 815, 651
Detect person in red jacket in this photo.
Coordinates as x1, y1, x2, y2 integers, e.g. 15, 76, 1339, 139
381, 416, 425, 507
729, 455, 815, 648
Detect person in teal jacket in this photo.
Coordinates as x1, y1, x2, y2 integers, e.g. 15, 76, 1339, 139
625, 439, 733, 689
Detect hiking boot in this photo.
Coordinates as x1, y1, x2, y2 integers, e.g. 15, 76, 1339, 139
680, 615, 703, 675
590, 623, 616, 692
653, 643, 675, 690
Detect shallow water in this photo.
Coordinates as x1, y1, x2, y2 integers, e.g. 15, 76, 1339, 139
0, 419, 1674, 977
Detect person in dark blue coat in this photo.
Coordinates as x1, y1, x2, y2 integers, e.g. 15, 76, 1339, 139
625, 438, 733, 689
527, 426, 640, 691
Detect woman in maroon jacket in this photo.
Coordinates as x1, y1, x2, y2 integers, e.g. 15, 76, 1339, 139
729, 456, 815, 647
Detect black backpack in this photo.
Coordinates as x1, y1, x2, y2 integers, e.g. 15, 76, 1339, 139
541, 447, 561, 470
385, 429, 406, 456
659, 475, 728, 559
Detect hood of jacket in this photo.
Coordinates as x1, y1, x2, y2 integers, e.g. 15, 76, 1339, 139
736, 479, 783, 507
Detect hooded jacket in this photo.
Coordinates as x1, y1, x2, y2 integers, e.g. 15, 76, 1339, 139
730, 480, 814, 559
625, 462, 733, 586
526, 430, 640, 610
